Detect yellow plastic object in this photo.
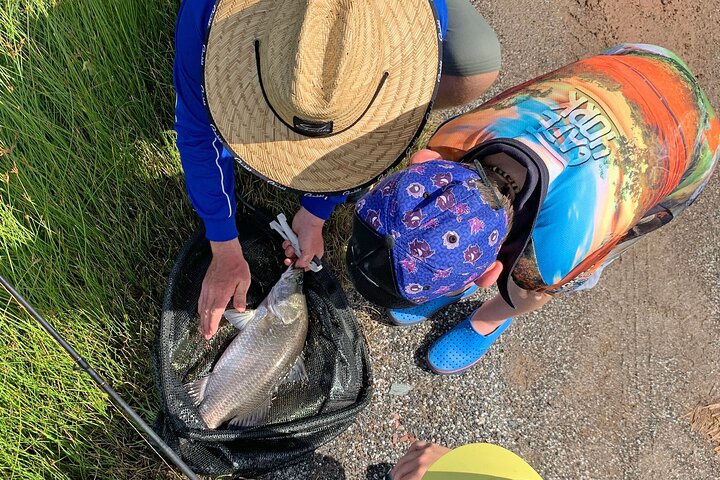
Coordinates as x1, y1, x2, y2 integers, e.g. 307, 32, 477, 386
422, 443, 542, 480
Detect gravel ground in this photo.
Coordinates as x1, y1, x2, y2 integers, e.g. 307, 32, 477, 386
263, 1, 720, 478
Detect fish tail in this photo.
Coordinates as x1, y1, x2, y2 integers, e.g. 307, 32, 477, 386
185, 376, 210, 407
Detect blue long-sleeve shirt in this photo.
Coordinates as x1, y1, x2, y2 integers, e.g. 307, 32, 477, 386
174, 0, 448, 241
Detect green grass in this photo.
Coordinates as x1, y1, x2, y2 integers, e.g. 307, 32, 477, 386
0, 0, 196, 478
0, 1, 437, 478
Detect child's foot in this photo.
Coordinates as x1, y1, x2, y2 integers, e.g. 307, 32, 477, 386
426, 315, 512, 375
386, 285, 478, 326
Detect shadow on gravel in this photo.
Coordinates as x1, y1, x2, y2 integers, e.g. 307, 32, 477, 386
412, 300, 483, 373
365, 462, 394, 480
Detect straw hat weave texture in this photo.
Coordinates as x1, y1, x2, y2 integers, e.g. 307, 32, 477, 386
204, 0, 441, 194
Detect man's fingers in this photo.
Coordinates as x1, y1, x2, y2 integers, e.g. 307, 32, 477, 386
284, 245, 296, 259
199, 286, 232, 339
282, 240, 290, 249
233, 281, 247, 312
198, 285, 210, 336
201, 240, 251, 340
201, 296, 217, 339
201, 308, 209, 338
205, 303, 225, 340
296, 252, 313, 269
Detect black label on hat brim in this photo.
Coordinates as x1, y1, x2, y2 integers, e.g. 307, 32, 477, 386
293, 117, 333, 137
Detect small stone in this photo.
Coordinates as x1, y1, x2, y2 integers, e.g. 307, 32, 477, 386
389, 383, 414, 396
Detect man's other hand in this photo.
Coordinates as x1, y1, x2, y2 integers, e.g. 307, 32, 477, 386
283, 207, 325, 269
199, 238, 251, 340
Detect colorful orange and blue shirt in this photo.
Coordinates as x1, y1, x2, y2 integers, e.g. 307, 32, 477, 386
428, 44, 719, 296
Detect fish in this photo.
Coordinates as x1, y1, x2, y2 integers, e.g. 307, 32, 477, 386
186, 266, 309, 429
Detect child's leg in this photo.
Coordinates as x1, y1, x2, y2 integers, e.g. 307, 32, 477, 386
427, 281, 552, 374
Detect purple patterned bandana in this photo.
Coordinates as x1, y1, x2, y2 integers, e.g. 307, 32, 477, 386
355, 160, 509, 304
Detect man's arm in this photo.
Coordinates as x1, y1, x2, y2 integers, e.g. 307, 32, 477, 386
174, 1, 238, 242
174, 1, 348, 336
174, 1, 250, 339
300, 195, 347, 221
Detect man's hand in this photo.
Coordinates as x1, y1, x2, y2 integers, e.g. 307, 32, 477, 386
283, 207, 325, 269
199, 239, 251, 340
391, 441, 451, 480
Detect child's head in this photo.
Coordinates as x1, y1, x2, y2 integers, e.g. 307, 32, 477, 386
346, 150, 512, 308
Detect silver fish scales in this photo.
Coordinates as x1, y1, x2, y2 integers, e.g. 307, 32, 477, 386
187, 267, 308, 429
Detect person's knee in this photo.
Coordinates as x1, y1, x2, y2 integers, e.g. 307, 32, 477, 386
435, 69, 500, 109
438, 0, 502, 109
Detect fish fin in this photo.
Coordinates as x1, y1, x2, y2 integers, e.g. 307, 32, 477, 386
227, 399, 272, 428
185, 376, 210, 407
223, 308, 255, 331
282, 355, 308, 384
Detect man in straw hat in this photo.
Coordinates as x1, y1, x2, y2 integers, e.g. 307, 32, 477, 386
174, 0, 502, 340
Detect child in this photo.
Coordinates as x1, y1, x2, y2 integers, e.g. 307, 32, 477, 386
346, 44, 719, 375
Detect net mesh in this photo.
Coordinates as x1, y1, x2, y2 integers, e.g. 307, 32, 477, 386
153, 207, 372, 478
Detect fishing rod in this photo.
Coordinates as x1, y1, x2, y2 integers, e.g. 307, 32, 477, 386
0, 275, 200, 480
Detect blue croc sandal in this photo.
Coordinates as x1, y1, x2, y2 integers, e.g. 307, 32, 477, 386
427, 315, 513, 375
387, 285, 478, 327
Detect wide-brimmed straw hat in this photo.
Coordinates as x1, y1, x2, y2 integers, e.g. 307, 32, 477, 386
202, 0, 442, 195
